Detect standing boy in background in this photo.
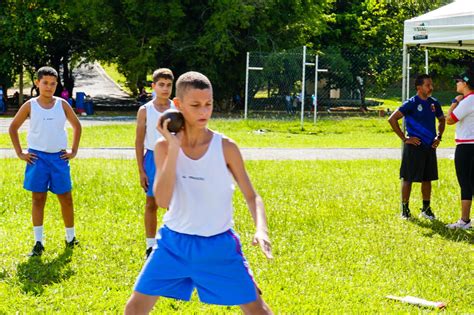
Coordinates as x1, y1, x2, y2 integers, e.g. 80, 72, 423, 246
388, 74, 445, 220
134, 68, 175, 258
9, 66, 82, 256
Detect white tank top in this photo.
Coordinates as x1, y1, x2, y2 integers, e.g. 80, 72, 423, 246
163, 133, 236, 236
144, 100, 174, 151
27, 97, 67, 153
452, 93, 474, 144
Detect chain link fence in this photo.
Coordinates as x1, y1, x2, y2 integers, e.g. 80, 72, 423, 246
245, 46, 471, 120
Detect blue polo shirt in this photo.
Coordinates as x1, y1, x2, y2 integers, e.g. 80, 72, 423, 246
399, 95, 443, 146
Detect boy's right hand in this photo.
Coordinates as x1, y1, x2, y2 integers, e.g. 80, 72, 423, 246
157, 118, 182, 151
139, 171, 149, 191
18, 151, 37, 164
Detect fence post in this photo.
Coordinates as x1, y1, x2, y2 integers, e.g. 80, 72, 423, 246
314, 55, 319, 124
425, 49, 429, 74
300, 46, 306, 129
244, 52, 250, 120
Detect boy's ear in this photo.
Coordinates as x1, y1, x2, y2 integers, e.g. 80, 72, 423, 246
173, 97, 181, 109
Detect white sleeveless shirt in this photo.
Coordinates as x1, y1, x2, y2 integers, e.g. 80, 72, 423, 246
28, 97, 67, 153
163, 133, 236, 236
144, 100, 174, 151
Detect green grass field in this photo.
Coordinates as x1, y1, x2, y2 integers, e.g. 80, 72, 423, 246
0, 159, 472, 313
0, 115, 457, 149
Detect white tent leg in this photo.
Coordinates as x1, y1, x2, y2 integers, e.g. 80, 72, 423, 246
425, 49, 429, 74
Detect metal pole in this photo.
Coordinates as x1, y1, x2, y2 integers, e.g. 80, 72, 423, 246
406, 52, 410, 101
313, 54, 319, 124
300, 46, 306, 129
402, 45, 407, 102
244, 52, 249, 119
425, 48, 429, 74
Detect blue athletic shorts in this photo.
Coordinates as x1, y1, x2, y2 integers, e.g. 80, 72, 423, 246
134, 226, 259, 306
144, 150, 155, 197
24, 149, 72, 194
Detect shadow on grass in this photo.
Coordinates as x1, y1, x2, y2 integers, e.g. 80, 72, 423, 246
16, 248, 75, 295
410, 217, 474, 244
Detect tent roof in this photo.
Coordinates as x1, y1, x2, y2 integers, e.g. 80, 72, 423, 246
404, 0, 474, 50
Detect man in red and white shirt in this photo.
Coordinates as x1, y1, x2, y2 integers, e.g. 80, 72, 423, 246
446, 70, 474, 229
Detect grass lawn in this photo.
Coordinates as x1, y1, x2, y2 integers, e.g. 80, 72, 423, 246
0, 115, 457, 148
0, 159, 472, 313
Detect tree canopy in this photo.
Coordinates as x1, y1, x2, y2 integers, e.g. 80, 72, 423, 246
0, 0, 472, 108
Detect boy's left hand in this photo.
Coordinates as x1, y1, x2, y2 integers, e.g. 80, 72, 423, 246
61, 150, 77, 160
252, 230, 273, 259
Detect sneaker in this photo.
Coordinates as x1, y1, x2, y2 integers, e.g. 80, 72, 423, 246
28, 241, 44, 257
65, 237, 79, 249
145, 247, 153, 259
401, 206, 411, 219
420, 207, 436, 220
446, 219, 472, 230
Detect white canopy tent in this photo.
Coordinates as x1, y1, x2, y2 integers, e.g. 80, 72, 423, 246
402, 0, 474, 101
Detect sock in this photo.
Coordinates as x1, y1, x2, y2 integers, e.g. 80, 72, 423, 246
33, 226, 44, 245
462, 218, 471, 223
65, 227, 75, 243
422, 200, 430, 210
402, 202, 409, 210
146, 238, 156, 249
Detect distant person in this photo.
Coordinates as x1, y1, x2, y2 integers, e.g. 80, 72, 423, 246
125, 71, 273, 314
135, 68, 175, 258
8, 66, 82, 256
0, 84, 5, 114
445, 70, 474, 230
138, 87, 148, 105
388, 74, 445, 220
284, 94, 294, 114
61, 87, 70, 100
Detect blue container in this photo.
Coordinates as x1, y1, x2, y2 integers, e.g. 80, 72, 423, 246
85, 101, 94, 115
76, 92, 85, 111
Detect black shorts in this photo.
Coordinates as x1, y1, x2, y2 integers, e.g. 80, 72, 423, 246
400, 144, 438, 182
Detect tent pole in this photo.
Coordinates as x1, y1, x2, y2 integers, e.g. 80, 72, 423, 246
402, 45, 407, 102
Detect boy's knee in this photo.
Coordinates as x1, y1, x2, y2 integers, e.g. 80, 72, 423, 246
32, 193, 47, 203
241, 297, 272, 315
145, 199, 157, 213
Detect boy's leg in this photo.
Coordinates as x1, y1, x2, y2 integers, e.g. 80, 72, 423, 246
145, 196, 158, 240
125, 291, 159, 315
57, 192, 78, 245
32, 192, 48, 226
57, 191, 74, 228
240, 293, 272, 315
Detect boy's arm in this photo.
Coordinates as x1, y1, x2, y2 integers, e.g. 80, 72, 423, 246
223, 138, 273, 259
135, 107, 148, 190
8, 102, 37, 164
152, 119, 181, 208
62, 101, 82, 160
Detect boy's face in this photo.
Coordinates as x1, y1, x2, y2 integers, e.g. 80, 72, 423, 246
152, 78, 173, 100
175, 88, 213, 127
35, 75, 57, 98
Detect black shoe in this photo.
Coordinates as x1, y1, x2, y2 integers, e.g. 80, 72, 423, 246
28, 241, 44, 257
65, 237, 79, 249
420, 207, 436, 220
401, 206, 411, 219
145, 247, 153, 259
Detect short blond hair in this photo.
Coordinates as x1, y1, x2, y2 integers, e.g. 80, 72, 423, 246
175, 71, 212, 98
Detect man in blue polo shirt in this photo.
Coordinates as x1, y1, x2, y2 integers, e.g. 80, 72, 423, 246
388, 74, 446, 220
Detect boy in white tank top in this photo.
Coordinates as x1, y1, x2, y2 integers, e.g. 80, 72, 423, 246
9, 66, 82, 257
126, 72, 273, 314
134, 68, 175, 258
